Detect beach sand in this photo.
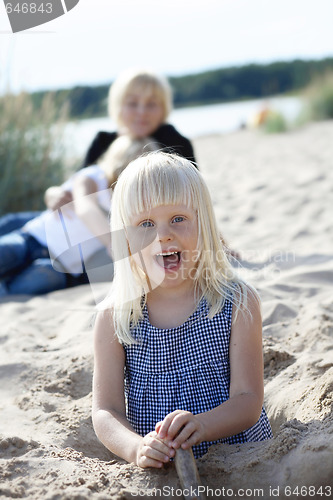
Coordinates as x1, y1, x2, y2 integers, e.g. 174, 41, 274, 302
1, 121, 332, 499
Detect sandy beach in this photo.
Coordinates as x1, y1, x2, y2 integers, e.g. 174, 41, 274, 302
1, 121, 332, 499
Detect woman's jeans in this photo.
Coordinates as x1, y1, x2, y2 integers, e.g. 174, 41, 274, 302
0, 231, 67, 296
0, 212, 41, 236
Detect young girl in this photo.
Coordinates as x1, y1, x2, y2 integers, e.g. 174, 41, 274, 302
92, 152, 272, 468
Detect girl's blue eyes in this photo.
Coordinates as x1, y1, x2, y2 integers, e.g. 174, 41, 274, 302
140, 220, 154, 228
139, 216, 185, 228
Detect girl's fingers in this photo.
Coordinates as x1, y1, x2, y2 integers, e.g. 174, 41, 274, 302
155, 421, 163, 434
143, 444, 172, 464
155, 412, 178, 438
165, 412, 193, 441
180, 430, 201, 449
138, 438, 175, 469
149, 441, 174, 459
169, 422, 196, 448
157, 410, 187, 439
146, 431, 170, 451
138, 454, 164, 469
144, 432, 175, 459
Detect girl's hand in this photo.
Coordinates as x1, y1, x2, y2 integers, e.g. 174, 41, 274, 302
155, 410, 206, 450
135, 431, 175, 469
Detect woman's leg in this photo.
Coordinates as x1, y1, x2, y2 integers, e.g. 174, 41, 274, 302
0, 231, 31, 278
0, 231, 49, 280
0, 212, 41, 236
2, 258, 67, 295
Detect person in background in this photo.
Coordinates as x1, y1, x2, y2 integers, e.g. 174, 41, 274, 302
44, 67, 196, 212
0, 136, 157, 296
0, 68, 196, 235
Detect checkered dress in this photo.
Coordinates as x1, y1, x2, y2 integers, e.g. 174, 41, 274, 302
123, 296, 273, 458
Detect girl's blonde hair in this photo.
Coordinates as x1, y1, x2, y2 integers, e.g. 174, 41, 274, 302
98, 135, 159, 188
108, 68, 172, 127
106, 152, 256, 345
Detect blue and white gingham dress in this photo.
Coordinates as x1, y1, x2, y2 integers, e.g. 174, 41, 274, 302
123, 296, 273, 458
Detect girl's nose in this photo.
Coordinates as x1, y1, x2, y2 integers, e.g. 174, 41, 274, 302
157, 224, 173, 242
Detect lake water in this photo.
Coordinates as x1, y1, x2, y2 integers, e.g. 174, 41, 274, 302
65, 96, 302, 159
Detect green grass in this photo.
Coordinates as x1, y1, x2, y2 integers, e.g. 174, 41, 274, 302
297, 71, 333, 124
261, 110, 288, 134
0, 91, 68, 215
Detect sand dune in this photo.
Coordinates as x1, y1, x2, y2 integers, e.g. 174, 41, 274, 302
1, 121, 332, 499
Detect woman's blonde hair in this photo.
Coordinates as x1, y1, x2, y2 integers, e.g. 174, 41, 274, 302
98, 135, 159, 188
108, 68, 172, 127
105, 152, 255, 345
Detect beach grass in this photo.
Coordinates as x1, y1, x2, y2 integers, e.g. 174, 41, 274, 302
0, 91, 68, 215
262, 110, 288, 133
297, 71, 333, 124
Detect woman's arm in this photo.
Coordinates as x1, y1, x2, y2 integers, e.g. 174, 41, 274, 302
44, 132, 117, 210
93, 310, 174, 467
156, 291, 264, 448
72, 175, 111, 249
44, 186, 73, 211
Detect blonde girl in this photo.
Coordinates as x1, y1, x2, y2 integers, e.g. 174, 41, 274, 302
92, 152, 272, 468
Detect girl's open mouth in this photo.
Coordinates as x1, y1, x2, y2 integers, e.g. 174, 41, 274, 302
155, 251, 181, 270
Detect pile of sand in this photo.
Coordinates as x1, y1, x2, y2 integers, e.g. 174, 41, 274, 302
1, 121, 332, 499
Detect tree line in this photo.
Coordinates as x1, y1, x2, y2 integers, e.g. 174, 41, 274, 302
30, 57, 333, 119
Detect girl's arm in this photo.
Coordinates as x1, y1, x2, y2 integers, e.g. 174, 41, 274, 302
72, 175, 111, 250
92, 310, 174, 467
156, 291, 264, 449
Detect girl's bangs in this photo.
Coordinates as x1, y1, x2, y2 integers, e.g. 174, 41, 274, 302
124, 161, 196, 223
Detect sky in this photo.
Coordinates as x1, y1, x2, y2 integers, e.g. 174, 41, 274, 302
1, 0, 333, 94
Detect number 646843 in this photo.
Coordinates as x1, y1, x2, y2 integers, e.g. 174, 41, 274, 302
5, 3, 53, 14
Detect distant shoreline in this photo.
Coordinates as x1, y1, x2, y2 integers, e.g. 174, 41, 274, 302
63, 95, 302, 162
23, 56, 333, 121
